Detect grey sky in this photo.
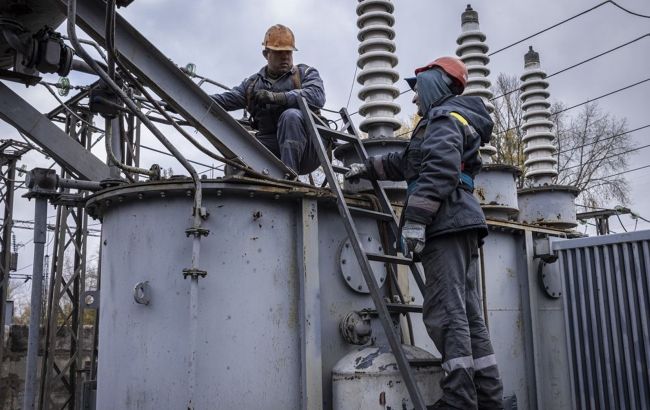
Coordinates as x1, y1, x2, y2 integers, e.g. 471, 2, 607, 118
1, 0, 649, 306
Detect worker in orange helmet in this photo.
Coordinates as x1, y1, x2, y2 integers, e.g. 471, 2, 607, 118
346, 56, 504, 409
210, 24, 325, 176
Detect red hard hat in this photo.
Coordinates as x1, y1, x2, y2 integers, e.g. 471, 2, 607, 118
414, 56, 468, 93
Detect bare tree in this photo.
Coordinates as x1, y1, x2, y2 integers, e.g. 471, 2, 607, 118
394, 113, 422, 139
491, 73, 633, 207
491, 74, 525, 167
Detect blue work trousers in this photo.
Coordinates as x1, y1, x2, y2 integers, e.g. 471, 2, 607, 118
256, 108, 320, 175
421, 231, 504, 409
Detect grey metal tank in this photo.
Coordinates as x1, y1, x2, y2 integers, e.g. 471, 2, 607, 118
86, 177, 440, 409
332, 345, 442, 409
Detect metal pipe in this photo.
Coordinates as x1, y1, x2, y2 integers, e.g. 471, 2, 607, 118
106, 117, 122, 178
22, 196, 48, 410
67, 3, 206, 406
57, 176, 102, 191
70, 58, 99, 75
0, 156, 17, 367
66, 0, 158, 178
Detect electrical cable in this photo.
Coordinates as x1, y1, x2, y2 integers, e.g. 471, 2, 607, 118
336, 85, 411, 123
597, 163, 650, 180
489, 1, 649, 57
561, 140, 650, 171
489, 1, 611, 55
615, 213, 628, 232
609, 0, 650, 18
496, 77, 650, 135
575, 205, 650, 229
557, 124, 649, 155
345, 66, 358, 111
547, 33, 649, 80
140, 143, 222, 172
491, 33, 650, 101
554, 78, 650, 115
40, 83, 104, 133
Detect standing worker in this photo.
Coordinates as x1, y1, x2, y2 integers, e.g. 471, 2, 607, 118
345, 57, 504, 409
210, 24, 325, 175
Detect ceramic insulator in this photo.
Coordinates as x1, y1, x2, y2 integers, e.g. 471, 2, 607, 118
520, 46, 558, 186
455, 4, 497, 163
356, 0, 401, 138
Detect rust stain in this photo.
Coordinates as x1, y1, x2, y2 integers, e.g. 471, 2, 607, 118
476, 187, 486, 201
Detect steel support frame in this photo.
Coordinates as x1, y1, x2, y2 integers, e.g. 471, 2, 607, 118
59, 0, 292, 179
520, 230, 543, 410
297, 199, 323, 410
0, 141, 29, 367
23, 196, 49, 410
0, 82, 110, 182
39, 113, 95, 410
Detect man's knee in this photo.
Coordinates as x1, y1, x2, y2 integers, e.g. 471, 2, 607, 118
278, 108, 304, 125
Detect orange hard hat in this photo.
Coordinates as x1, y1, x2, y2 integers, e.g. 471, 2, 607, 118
262, 24, 298, 51
414, 56, 468, 93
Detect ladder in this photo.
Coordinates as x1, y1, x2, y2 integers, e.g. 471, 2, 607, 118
298, 97, 430, 410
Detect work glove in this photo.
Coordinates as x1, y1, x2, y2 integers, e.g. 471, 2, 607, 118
254, 89, 287, 106
344, 163, 369, 184
401, 220, 426, 255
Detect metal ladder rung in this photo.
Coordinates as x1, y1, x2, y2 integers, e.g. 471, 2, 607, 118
366, 252, 413, 265
315, 125, 358, 143
348, 206, 394, 221
385, 303, 423, 314
332, 165, 350, 174
409, 358, 442, 368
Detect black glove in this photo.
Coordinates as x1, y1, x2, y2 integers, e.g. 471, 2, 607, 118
254, 89, 287, 106
344, 163, 369, 184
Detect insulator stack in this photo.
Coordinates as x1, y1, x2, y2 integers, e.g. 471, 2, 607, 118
519, 46, 558, 186
455, 4, 497, 163
517, 46, 578, 229
356, 0, 401, 139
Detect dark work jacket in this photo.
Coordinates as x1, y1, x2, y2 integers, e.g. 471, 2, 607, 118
367, 95, 493, 239
210, 64, 325, 134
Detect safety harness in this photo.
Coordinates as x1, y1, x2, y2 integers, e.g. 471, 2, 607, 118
245, 65, 304, 115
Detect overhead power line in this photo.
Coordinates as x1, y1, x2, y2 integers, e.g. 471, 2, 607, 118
489, 1, 650, 56
491, 33, 650, 101
609, 1, 650, 18
554, 77, 650, 115
346, 66, 359, 111
557, 124, 650, 155
562, 140, 650, 171
546, 33, 649, 79
602, 163, 650, 179
496, 77, 650, 135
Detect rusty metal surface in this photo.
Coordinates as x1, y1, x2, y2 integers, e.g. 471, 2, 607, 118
85, 177, 378, 219
332, 345, 442, 409
91, 177, 404, 409
475, 165, 521, 220
518, 186, 579, 229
